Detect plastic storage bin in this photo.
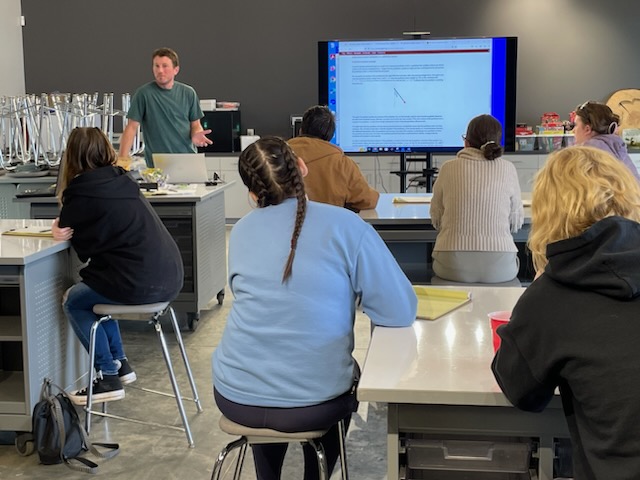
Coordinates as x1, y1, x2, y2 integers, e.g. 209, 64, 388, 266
536, 135, 564, 152
406, 439, 530, 473
515, 135, 536, 151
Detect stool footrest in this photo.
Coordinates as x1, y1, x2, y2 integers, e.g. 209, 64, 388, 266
88, 410, 186, 433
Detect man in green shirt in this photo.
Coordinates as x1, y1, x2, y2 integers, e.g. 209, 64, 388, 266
119, 47, 212, 167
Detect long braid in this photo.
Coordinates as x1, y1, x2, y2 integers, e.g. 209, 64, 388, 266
282, 145, 307, 282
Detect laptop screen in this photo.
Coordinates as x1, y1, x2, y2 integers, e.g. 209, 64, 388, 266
152, 153, 209, 184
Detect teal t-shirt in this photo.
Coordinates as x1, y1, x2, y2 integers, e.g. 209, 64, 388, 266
127, 81, 203, 166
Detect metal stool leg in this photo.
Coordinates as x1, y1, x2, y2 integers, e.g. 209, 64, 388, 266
233, 442, 248, 480
210, 437, 247, 480
85, 315, 108, 433
309, 439, 329, 480
337, 419, 349, 480
166, 307, 203, 413
153, 318, 195, 447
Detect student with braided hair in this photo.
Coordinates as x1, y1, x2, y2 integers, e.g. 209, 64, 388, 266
212, 136, 416, 480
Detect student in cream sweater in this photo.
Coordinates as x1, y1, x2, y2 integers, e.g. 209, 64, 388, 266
430, 114, 524, 283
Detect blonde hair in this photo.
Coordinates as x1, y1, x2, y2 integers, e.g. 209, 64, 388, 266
529, 146, 640, 273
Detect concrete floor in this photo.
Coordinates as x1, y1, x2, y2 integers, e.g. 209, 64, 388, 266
0, 272, 388, 480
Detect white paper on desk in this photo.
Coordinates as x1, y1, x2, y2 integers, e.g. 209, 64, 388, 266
168, 183, 197, 194
144, 184, 197, 196
393, 196, 432, 204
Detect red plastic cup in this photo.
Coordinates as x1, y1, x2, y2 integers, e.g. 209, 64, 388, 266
488, 311, 511, 352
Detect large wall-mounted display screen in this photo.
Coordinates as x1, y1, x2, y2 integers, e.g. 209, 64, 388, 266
318, 37, 518, 153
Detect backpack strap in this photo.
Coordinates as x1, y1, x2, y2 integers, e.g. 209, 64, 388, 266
40, 377, 53, 401
87, 441, 120, 460
57, 386, 121, 459
48, 381, 120, 473
50, 394, 99, 473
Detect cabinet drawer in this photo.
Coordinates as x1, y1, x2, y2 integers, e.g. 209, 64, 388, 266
406, 439, 530, 473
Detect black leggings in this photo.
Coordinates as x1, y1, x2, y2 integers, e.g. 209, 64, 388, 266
214, 386, 358, 480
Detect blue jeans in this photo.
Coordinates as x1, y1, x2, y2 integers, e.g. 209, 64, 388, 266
63, 282, 125, 376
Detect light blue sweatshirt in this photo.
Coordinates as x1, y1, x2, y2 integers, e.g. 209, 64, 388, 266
213, 199, 417, 407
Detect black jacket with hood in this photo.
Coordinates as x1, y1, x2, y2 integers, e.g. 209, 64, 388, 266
59, 166, 183, 304
492, 216, 640, 480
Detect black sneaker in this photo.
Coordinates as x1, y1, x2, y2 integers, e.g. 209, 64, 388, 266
69, 372, 125, 406
116, 358, 137, 385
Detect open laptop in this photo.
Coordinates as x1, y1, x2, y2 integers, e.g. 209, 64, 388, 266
152, 153, 209, 184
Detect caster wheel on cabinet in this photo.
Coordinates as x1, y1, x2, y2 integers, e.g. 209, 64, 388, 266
187, 312, 200, 332
15, 432, 34, 456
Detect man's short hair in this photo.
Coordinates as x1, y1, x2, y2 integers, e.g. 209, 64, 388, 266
152, 47, 179, 68
301, 105, 335, 141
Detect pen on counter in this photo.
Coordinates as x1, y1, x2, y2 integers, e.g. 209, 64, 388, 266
4, 228, 52, 233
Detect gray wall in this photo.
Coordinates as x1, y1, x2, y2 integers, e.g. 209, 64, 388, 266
1, 0, 25, 95
20, 0, 640, 138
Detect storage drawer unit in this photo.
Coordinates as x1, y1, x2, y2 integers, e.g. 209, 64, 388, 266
406, 439, 530, 473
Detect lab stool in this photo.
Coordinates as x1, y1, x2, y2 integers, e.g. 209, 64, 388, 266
84, 302, 203, 447
211, 415, 349, 480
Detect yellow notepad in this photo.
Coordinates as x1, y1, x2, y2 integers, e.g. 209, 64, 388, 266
393, 196, 431, 204
3, 226, 54, 237
413, 286, 472, 320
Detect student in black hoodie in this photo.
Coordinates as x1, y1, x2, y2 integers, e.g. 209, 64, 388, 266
491, 146, 640, 480
52, 127, 183, 405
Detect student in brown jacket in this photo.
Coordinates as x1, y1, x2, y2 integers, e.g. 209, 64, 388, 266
288, 105, 379, 212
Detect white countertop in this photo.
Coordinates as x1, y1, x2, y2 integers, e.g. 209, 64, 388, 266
139, 181, 234, 202
0, 219, 68, 265
360, 193, 532, 224
358, 285, 561, 408
17, 181, 235, 204
359, 193, 434, 222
